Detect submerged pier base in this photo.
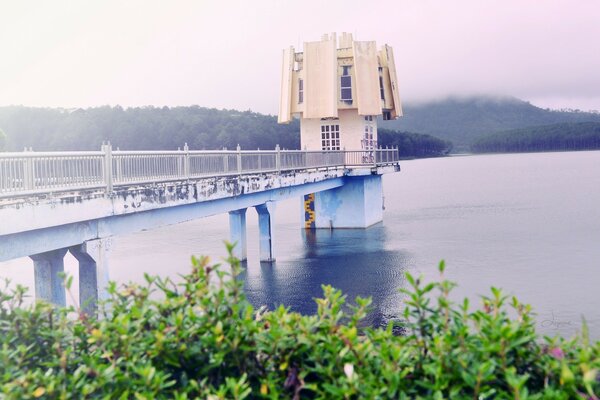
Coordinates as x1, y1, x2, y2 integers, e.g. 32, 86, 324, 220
30, 239, 111, 313
70, 238, 111, 314
229, 208, 248, 261
31, 248, 68, 307
256, 202, 276, 262
304, 175, 383, 228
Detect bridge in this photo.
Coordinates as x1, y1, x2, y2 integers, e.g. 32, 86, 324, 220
0, 143, 400, 313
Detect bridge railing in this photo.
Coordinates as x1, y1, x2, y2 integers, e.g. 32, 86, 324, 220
0, 150, 106, 196
0, 144, 399, 198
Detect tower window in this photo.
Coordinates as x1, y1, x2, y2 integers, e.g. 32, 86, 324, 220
363, 125, 375, 150
340, 66, 352, 102
379, 76, 385, 100
320, 124, 340, 151
298, 79, 303, 103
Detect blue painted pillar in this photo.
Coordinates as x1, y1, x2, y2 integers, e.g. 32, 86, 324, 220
228, 208, 248, 261
310, 175, 383, 228
255, 201, 276, 262
69, 238, 111, 314
30, 248, 68, 306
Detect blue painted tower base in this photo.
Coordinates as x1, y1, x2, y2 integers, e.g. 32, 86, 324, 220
304, 175, 383, 228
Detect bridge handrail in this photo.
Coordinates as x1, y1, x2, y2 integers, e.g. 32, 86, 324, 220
0, 151, 104, 158
0, 145, 399, 198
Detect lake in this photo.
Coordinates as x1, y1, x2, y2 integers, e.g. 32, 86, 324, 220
1, 151, 599, 338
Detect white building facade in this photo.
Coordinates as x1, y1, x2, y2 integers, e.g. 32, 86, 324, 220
278, 32, 402, 151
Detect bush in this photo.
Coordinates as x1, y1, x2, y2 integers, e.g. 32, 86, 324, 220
0, 245, 598, 399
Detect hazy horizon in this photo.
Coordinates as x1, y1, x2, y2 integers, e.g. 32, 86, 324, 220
1, 94, 598, 115
1, 1, 599, 113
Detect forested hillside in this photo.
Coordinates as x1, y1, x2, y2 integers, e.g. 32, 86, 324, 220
380, 96, 600, 151
2, 98, 600, 155
378, 128, 452, 158
471, 122, 600, 153
0, 106, 451, 158
0, 106, 301, 151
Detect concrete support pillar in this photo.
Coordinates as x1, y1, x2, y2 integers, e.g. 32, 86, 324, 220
255, 201, 276, 262
69, 238, 111, 315
228, 208, 248, 261
30, 248, 68, 306
309, 175, 383, 228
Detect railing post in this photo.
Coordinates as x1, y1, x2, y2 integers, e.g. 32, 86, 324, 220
102, 142, 113, 193
115, 150, 122, 183
177, 146, 182, 176
223, 147, 229, 174
183, 142, 190, 179
275, 144, 281, 173
373, 146, 378, 167
237, 144, 242, 175
24, 147, 34, 191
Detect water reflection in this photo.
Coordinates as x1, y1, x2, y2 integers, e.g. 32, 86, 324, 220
243, 225, 411, 328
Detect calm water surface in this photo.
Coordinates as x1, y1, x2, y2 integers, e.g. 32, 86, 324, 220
2, 151, 599, 338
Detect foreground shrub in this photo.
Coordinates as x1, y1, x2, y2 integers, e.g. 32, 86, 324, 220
0, 245, 598, 399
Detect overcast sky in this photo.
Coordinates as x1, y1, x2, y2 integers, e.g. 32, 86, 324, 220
1, 0, 599, 113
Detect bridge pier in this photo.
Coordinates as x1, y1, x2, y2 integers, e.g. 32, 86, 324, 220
30, 248, 68, 307
229, 208, 248, 261
256, 201, 276, 262
304, 175, 383, 228
70, 238, 111, 314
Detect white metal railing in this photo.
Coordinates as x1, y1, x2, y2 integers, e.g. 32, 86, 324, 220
0, 144, 399, 198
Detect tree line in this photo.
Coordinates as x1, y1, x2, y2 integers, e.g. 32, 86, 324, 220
378, 128, 453, 158
0, 106, 300, 151
380, 96, 600, 152
471, 122, 600, 153
0, 105, 452, 157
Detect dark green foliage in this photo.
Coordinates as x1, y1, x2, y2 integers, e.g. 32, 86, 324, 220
0, 248, 599, 398
380, 96, 600, 151
471, 122, 600, 153
0, 106, 300, 151
0, 106, 450, 159
378, 128, 453, 158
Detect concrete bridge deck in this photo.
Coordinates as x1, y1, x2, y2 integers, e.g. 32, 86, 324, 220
0, 144, 400, 312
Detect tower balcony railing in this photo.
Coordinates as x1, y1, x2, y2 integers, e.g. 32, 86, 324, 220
0, 144, 399, 199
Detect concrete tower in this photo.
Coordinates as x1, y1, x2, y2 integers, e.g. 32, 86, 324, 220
278, 32, 402, 151
278, 33, 402, 230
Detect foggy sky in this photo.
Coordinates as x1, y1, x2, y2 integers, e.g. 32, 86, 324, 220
1, 0, 599, 113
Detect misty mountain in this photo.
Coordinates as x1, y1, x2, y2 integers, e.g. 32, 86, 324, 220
3, 97, 598, 156
380, 96, 600, 151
